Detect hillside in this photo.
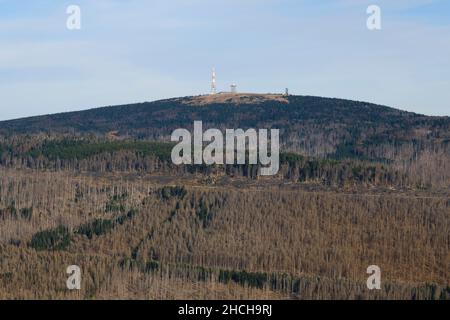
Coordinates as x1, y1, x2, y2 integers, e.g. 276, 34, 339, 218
0, 94, 447, 147
0, 94, 449, 300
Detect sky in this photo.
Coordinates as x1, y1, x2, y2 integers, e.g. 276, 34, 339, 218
0, 0, 449, 121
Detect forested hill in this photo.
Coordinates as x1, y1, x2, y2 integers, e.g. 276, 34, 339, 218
1, 94, 449, 158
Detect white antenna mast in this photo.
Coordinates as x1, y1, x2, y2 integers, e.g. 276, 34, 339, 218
211, 67, 217, 95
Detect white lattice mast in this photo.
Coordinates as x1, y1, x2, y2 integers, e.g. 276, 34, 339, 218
211, 67, 217, 95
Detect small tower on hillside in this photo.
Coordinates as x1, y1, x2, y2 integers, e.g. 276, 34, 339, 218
211, 67, 217, 95
230, 84, 237, 94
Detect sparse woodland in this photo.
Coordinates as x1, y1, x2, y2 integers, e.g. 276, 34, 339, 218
0, 95, 449, 300
0, 161, 448, 299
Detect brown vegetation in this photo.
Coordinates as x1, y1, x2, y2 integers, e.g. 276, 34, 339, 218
0, 95, 449, 300
0, 167, 448, 300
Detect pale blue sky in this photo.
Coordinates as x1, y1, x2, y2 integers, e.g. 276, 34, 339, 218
0, 0, 449, 120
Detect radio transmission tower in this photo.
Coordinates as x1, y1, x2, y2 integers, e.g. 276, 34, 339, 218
211, 67, 217, 95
